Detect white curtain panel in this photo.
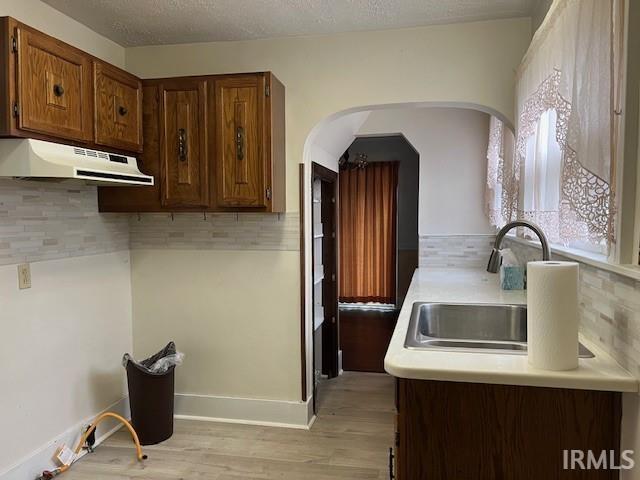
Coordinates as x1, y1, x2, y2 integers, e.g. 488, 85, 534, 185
485, 116, 504, 227
485, 116, 516, 228
514, 0, 618, 249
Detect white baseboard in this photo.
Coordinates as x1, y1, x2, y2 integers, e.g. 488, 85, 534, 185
175, 393, 313, 429
3, 393, 313, 479
0, 397, 129, 480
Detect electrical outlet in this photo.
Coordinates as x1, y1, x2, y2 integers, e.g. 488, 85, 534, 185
17, 263, 31, 289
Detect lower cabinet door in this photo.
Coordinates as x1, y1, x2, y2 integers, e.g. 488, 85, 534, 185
159, 80, 209, 208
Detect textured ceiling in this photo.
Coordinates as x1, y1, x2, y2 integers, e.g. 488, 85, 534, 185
41, 0, 536, 47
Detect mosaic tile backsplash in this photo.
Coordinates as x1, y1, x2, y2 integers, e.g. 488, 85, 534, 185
129, 212, 299, 251
0, 180, 299, 266
419, 235, 496, 268
504, 238, 640, 379
0, 179, 129, 266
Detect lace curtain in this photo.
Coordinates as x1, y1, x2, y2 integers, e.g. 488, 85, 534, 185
485, 116, 516, 228
509, 0, 621, 251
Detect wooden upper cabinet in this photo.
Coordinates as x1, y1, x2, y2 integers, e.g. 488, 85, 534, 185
159, 80, 209, 208
15, 25, 93, 142
98, 84, 161, 212
94, 62, 142, 152
215, 75, 265, 208
0, 17, 142, 153
97, 72, 285, 213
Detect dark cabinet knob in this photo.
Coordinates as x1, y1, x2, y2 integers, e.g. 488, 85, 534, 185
53, 84, 64, 97
118, 106, 128, 116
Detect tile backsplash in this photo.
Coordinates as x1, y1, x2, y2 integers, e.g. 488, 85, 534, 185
129, 212, 299, 251
505, 238, 640, 379
0, 179, 129, 266
0, 178, 300, 267
419, 235, 495, 268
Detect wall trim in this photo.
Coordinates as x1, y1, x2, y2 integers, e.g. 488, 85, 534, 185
175, 393, 313, 429
0, 397, 129, 480
299, 163, 308, 402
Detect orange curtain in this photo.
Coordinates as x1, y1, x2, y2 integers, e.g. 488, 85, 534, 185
339, 162, 398, 304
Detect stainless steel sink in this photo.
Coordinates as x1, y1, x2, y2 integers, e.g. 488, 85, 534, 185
405, 302, 594, 358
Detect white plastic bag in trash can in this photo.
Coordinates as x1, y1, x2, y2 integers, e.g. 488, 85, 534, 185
122, 341, 185, 374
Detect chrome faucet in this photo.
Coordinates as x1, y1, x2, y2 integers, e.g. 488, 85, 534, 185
486, 220, 551, 273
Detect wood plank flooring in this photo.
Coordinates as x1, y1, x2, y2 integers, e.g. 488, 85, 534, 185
65, 372, 395, 479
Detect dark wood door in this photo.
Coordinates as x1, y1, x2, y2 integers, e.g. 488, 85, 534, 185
159, 80, 209, 208
16, 26, 92, 142
215, 75, 265, 207
320, 179, 339, 379
94, 62, 142, 152
311, 163, 339, 415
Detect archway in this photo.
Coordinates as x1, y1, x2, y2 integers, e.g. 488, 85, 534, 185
301, 102, 507, 407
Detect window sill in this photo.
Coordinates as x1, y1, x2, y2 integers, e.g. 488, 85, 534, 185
504, 235, 640, 282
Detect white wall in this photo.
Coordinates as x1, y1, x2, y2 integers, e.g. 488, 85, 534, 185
0, 0, 125, 68
131, 249, 300, 402
308, 111, 371, 172
359, 107, 494, 235
0, 252, 132, 477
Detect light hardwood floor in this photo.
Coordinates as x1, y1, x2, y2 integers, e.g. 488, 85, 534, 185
65, 372, 395, 479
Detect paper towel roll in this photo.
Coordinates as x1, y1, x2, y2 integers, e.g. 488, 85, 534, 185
527, 261, 579, 371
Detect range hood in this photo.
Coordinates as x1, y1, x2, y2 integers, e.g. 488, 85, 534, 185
0, 139, 154, 186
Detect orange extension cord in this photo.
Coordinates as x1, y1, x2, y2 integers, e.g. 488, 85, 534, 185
38, 412, 146, 479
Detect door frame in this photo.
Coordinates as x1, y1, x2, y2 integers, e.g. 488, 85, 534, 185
299, 164, 307, 402
310, 162, 339, 413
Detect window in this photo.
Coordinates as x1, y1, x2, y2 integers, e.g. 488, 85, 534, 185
486, 0, 623, 258
520, 109, 607, 255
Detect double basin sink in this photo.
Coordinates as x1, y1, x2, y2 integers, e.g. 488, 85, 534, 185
405, 302, 594, 358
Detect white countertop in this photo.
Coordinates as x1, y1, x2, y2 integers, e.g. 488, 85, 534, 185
384, 268, 638, 393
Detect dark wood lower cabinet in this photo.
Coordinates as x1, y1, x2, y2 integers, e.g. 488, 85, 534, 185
395, 378, 621, 480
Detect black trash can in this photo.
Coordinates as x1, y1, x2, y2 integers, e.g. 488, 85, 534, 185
123, 342, 178, 445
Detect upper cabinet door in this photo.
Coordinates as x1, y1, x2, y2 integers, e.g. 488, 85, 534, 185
94, 62, 142, 152
159, 80, 209, 208
15, 26, 92, 142
215, 75, 266, 208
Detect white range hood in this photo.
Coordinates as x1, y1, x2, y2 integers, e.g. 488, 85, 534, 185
0, 138, 154, 186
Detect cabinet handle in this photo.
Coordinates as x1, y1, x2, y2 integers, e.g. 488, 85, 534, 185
178, 128, 188, 162
118, 106, 128, 116
236, 126, 244, 161
53, 84, 65, 97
